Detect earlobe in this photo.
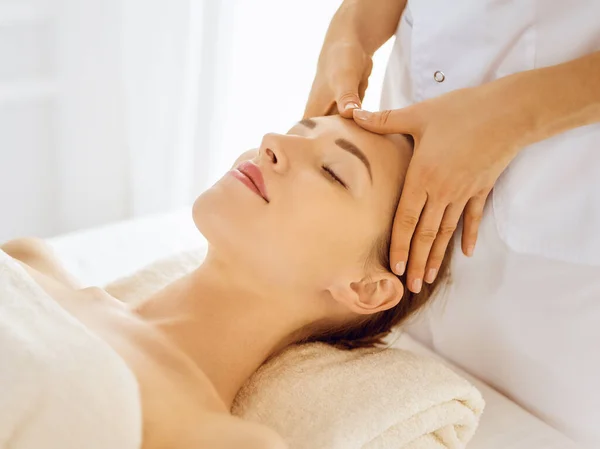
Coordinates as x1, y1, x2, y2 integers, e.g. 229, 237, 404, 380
330, 272, 404, 316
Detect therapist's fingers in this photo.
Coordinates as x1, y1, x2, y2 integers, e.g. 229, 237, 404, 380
358, 78, 369, 104
461, 192, 488, 257
424, 203, 463, 284
303, 84, 336, 119
389, 175, 427, 277
353, 106, 421, 134
332, 71, 363, 118
405, 202, 447, 293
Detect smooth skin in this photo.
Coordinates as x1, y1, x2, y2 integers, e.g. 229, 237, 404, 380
305, 0, 600, 293
1, 116, 413, 449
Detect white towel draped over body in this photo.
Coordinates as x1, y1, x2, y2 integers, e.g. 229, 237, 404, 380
107, 250, 486, 449
0, 249, 142, 449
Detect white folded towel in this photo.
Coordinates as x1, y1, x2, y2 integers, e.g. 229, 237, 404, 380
233, 342, 484, 449
0, 250, 142, 449
106, 249, 485, 449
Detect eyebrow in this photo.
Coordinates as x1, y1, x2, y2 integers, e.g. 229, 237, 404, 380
298, 119, 373, 182
299, 118, 317, 129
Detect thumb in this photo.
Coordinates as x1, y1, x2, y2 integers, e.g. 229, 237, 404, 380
333, 73, 362, 118
353, 106, 420, 134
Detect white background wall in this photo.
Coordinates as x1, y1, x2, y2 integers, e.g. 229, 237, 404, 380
201, 0, 393, 186
0, 0, 393, 241
0, 0, 57, 240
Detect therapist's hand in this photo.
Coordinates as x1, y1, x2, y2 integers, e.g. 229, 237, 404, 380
304, 40, 373, 119
353, 84, 527, 293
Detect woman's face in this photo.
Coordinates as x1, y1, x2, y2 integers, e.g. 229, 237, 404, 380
194, 116, 412, 297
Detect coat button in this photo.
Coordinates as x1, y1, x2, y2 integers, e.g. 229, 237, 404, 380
433, 70, 445, 82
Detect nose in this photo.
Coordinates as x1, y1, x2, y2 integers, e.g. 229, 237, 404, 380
258, 133, 290, 174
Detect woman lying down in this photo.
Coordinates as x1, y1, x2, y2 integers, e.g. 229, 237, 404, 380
1, 116, 451, 449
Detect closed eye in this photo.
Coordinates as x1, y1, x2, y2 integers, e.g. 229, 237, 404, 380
322, 165, 347, 189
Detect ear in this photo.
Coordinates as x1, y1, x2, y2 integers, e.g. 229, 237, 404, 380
329, 271, 404, 315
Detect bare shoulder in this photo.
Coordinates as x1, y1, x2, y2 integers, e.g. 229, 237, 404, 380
189, 412, 288, 449
1, 237, 82, 289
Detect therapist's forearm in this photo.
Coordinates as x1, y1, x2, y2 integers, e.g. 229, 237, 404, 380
498, 50, 600, 148
323, 0, 407, 56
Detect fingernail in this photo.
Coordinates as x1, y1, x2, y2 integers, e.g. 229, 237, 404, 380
466, 245, 475, 257
344, 102, 359, 111
425, 268, 438, 284
353, 109, 371, 120
412, 278, 422, 294
394, 261, 406, 275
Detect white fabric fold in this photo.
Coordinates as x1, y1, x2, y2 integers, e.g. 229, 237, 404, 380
0, 249, 141, 449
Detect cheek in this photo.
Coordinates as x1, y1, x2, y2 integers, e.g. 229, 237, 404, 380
263, 186, 373, 284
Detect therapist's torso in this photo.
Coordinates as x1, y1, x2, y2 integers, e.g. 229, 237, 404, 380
381, 1, 600, 447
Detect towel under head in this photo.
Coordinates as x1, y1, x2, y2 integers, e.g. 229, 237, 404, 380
233, 341, 483, 449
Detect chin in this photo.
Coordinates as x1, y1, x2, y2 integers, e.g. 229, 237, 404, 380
192, 174, 265, 259
192, 179, 293, 287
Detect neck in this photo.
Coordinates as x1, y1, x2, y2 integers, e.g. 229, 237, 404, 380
133, 251, 321, 408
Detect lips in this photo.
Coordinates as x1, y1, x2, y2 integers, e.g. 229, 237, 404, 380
235, 161, 269, 202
